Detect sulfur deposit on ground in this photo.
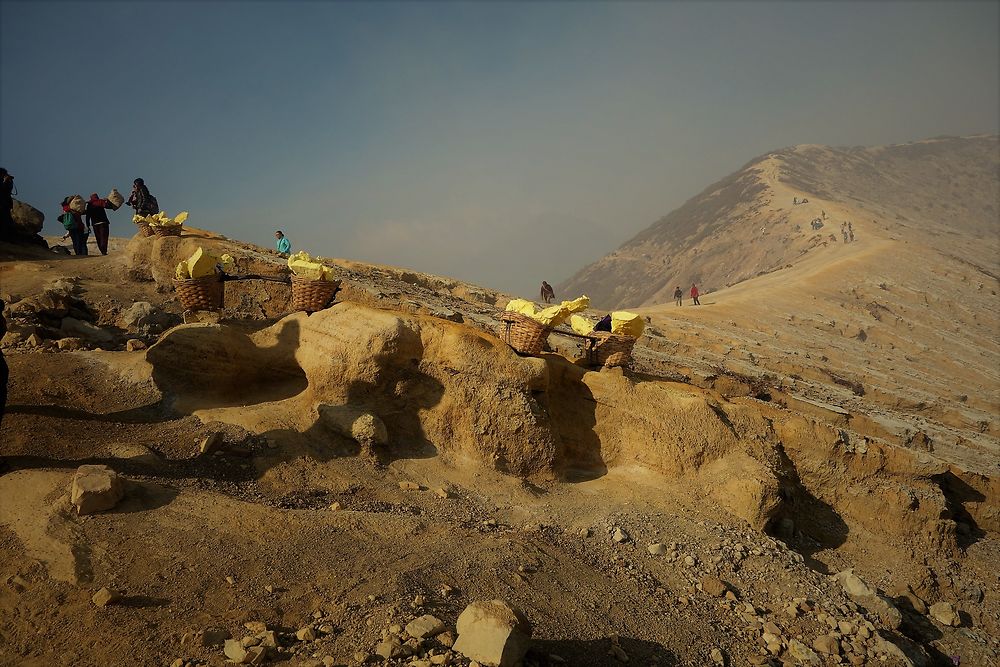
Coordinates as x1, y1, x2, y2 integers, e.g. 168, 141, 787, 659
1, 138, 998, 667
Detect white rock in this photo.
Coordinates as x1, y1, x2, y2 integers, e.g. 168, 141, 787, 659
453, 600, 532, 667
70, 465, 125, 515
406, 614, 446, 639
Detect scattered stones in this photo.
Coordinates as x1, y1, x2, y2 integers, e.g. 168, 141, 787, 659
224, 638, 249, 663
406, 614, 446, 639
71, 465, 125, 515
453, 600, 532, 667
710, 647, 726, 665
57, 337, 85, 351
929, 601, 961, 627
647, 543, 666, 556
700, 575, 728, 598
835, 570, 875, 598
612, 527, 629, 543
434, 487, 450, 499
329, 502, 342, 511
399, 481, 421, 491
91, 587, 121, 607
813, 634, 840, 655
126, 338, 147, 352
296, 626, 317, 641
787, 638, 820, 665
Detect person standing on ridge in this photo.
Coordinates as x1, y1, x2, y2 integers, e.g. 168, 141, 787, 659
690, 283, 701, 305
540, 281, 555, 304
0, 168, 14, 242
126, 178, 158, 217
673, 286, 683, 306
848, 222, 855, 242
85, 194, 112, 255
275, 230, 291, 256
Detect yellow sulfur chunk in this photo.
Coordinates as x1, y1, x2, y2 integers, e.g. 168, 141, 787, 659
570, 314, 594, 336
174, 211, 189, 224
533, 295, 590, 327
611, 311, 645, 338
219, 254, 235, 273
288, 251, 334, 281
505, 299, 538, 318
175, 260, 190, 280
187, 247, 220, 279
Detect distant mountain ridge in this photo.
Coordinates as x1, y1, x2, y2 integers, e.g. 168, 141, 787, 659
559, 135, 999, 309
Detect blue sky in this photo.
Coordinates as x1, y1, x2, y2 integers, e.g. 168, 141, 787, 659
2, 0, 997, 296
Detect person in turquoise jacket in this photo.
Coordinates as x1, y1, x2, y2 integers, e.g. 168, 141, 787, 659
275, 230, 291, 256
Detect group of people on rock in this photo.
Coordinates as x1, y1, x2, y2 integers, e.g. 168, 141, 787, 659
674, 284, 700, 306
58, 178, 158, 257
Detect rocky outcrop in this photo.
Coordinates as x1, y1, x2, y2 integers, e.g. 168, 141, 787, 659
11, 198, 45, 238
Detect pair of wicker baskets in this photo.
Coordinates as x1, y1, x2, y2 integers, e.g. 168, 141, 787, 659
173, 275, 224, 311
290, 276, 341, 313
136, 223, 155, 238
590, 331, 636, 368
499, 312, 550, 355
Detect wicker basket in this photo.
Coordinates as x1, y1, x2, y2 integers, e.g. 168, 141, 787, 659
290, 276, 340, 312
499, 312, 550, 355
152, 224, 183, 238
173, 275, 224, 311
136, 223, 155, 237
591, 331, 636, 368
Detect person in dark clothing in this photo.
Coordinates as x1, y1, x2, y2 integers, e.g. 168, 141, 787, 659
673, 286, 683, 306
59, 197, 88, 255
690, 283, 701, 305
0, 168, 14, 241
86, 193, 112, 255
540, 281, 555, 304
593, 314, 612, 332
126, 178, 158, 217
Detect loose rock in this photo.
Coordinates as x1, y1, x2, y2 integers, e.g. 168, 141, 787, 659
71, 465, 125, 515
453, 600, 532, 667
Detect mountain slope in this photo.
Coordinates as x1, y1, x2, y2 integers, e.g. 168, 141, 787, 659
560, 135, 999, 309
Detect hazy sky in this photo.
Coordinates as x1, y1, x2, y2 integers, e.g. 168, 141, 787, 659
2, 1, 997, 296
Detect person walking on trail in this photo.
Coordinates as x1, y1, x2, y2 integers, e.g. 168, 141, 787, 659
126, 178, 158, 217
673, 286, 683, 306
690, 283, 701, 306
848, 222, 855, 242
85, 193, 112, 255
540, 280, 555, 304
0, 168, 14, 242
275, 230, 291, 256
58, 197, 88, 255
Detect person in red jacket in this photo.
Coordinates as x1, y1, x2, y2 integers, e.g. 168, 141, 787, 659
86, 194, 112, 255
690, 283, 701, 305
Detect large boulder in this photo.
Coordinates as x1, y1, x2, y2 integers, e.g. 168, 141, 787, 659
12, 198, 44, 236
70, 465, 125, 515
453, 600, 532, 667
